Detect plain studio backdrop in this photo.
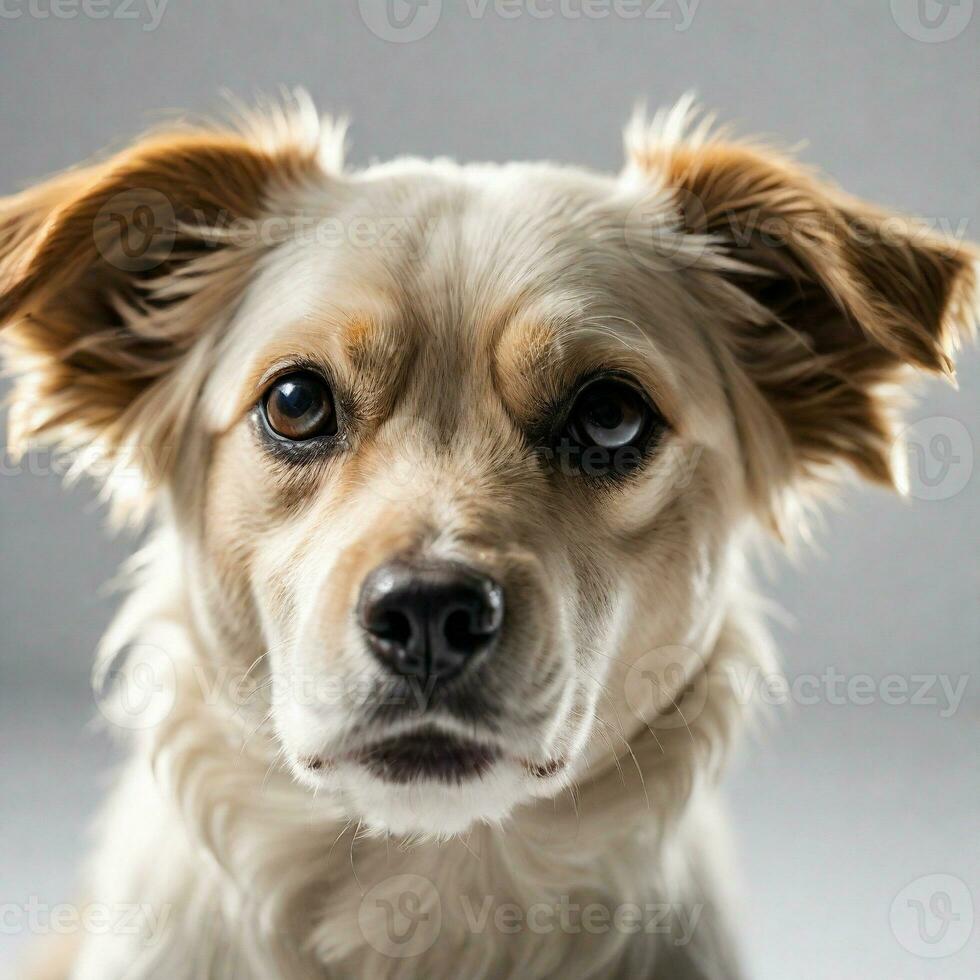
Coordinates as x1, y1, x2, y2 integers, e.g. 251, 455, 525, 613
0, 3, 977, 978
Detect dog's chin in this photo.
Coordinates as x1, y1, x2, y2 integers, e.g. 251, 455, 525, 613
339, 757, 532, 837
287, 731, 572, 837
288, 755, 530, 837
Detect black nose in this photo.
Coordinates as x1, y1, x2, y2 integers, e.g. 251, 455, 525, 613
358, 560, 504, 686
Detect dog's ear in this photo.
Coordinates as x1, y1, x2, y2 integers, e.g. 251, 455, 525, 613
625, 102, 977, 530
0, 95, 335, 516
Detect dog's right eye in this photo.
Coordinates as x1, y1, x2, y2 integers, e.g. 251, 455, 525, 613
262, 372, 337, 441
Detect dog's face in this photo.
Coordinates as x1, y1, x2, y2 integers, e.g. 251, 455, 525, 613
1, 98, 974, 836
199, 162, 747, 835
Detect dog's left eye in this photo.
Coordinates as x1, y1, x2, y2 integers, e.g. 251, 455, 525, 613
262, 372, 336, 441
554, 377, 663, 476
567, 379, 657, 449
568, 380, 650, 449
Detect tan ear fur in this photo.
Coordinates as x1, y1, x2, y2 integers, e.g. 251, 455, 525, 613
626, 101, 977, 519
0, 95, 332, 514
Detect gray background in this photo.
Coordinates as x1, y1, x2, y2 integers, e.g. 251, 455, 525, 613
1, 2, 977, 977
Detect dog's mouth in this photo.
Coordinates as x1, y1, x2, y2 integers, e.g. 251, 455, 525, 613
350, 729, 501, 784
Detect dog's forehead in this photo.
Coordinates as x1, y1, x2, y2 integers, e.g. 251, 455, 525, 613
314, 162, 677, 360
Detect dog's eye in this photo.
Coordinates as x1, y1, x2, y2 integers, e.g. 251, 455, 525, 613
262, 372, 336, 441
568, 380, 650, 449
558, 377, 663, 475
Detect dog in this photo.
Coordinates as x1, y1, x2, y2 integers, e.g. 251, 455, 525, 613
3, 92, 974, 979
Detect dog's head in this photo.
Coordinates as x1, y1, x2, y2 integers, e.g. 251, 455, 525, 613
1, 96, 974, 836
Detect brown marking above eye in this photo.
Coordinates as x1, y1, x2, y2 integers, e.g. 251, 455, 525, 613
341, 314, 381, 362
492, 315, 574, 424
339, 312, 418, 421
492, 309, 680, 441
262, 371, 337, 441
